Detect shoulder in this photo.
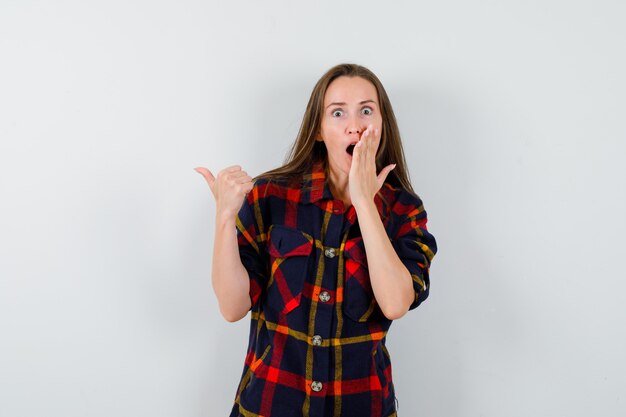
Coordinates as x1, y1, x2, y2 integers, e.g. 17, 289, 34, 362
246, 176, 298, 205
381, 183, 426, 219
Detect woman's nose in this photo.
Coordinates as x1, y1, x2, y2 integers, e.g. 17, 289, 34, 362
347, 117, 364, 135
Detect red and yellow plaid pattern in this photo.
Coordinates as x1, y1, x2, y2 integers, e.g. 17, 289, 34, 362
230, 160, 437, 417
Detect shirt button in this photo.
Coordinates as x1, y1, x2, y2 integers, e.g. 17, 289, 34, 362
324, 247, 336, 258
312, 335, 322, 346
319, 291, 331, 303
311, 381, 323, 392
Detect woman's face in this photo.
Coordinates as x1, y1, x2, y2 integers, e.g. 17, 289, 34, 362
317, 76, 383, 177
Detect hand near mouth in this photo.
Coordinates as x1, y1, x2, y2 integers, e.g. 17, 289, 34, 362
348, 123, 396, 210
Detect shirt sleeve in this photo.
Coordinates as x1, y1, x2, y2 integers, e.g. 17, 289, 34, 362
390, 191, 438, 311
235, 183, 269, 311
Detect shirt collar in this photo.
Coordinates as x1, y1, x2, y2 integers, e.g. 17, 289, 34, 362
299, 159, 390, 220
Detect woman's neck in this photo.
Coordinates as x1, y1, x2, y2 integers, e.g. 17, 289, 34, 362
327, 167, 351, 208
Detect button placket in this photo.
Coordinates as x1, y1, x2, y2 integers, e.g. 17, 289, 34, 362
311, 210, 339, 402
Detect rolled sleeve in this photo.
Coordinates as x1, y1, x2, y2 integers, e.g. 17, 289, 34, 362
391, 192, 437, 311
235, 184, 268, 311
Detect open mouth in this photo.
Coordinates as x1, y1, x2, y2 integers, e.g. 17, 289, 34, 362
346, 143, 357, 156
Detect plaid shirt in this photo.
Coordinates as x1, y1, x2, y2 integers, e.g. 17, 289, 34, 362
230, 160, 437, 417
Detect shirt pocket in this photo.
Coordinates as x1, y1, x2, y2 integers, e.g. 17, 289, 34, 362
265, 225, 314, 315
343, 237, 378, 322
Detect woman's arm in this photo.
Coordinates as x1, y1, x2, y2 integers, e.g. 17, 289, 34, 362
348, 125, 415, 320
355, 200, 414, 320
212, 212, 252, 322
195, 165, 254, 322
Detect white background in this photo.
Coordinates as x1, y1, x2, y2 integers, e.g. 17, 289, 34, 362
1, 1, 625, 416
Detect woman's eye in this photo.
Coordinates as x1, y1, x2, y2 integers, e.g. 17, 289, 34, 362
331, 107, 373, 117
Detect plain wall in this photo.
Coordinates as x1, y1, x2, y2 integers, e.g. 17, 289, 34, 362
1, 1, 625, 416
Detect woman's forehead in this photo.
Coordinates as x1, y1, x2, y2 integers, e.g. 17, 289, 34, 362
324, 76, 378, 105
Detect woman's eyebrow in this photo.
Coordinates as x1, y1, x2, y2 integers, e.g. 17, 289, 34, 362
325, 99, 377, 109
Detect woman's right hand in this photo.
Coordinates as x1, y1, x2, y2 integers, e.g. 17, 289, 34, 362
194, 165, 253, 220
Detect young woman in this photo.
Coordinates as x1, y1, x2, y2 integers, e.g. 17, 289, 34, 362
195, 63, 437, 417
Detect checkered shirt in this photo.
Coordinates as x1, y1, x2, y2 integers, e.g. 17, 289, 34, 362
229, 160, 437, 417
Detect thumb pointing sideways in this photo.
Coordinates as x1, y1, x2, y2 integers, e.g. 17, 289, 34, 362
194, 167, 216, 189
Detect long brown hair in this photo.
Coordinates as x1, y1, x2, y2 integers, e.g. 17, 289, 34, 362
255, 63, 417, 197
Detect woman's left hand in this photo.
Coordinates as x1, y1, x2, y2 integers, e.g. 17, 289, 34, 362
349, 123, 396, 209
